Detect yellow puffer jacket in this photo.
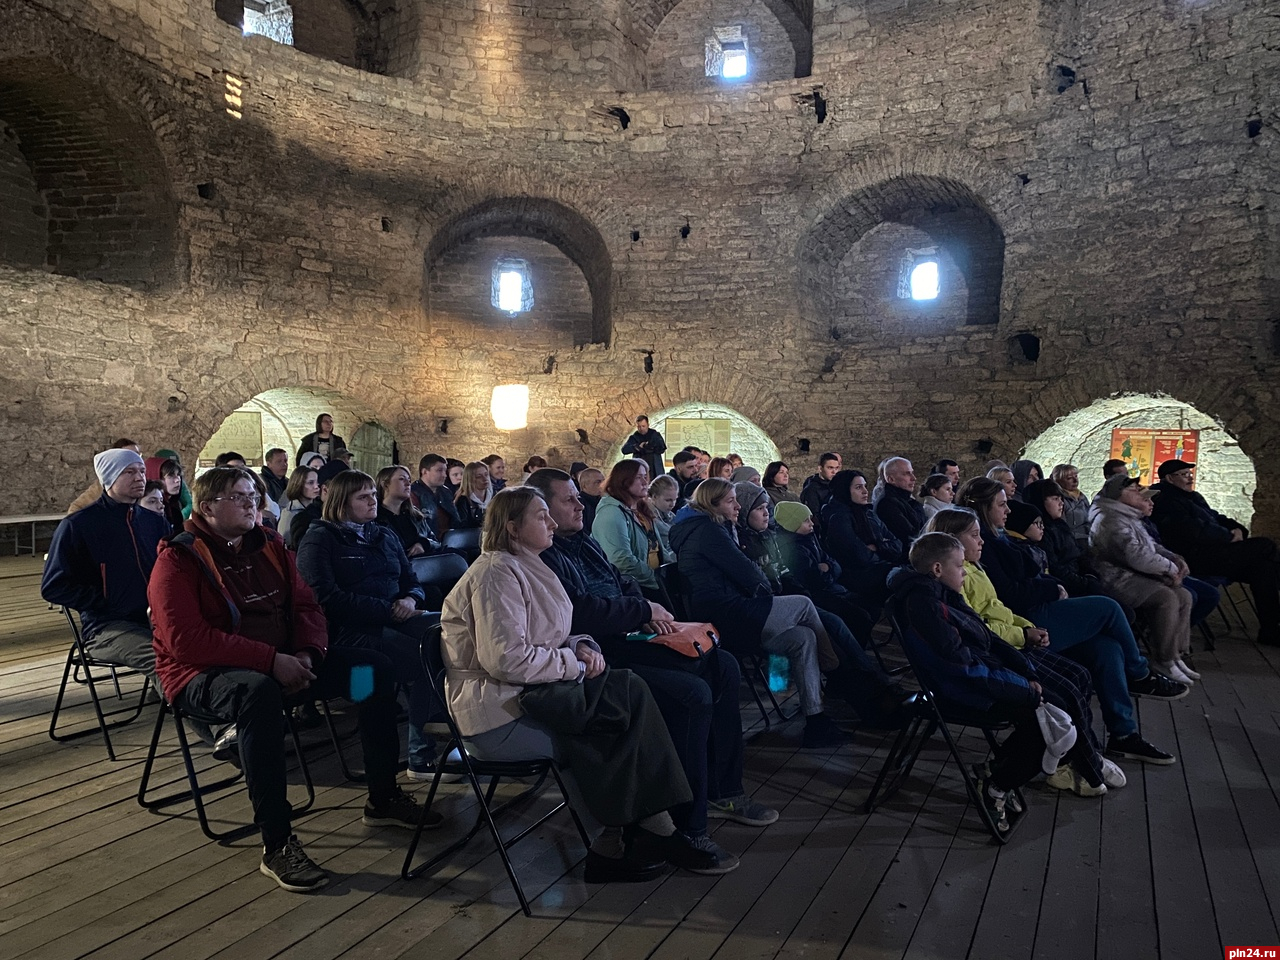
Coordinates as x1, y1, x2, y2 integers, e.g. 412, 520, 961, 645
961, 561, 1035, 649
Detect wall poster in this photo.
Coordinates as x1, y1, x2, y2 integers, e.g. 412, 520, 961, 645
1109, 428, 1199, 486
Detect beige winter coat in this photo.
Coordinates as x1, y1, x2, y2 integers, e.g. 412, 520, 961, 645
440, 546, 596, 737
1088, 498, 1180, 589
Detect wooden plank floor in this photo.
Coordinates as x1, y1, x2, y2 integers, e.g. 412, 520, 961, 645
3, 554, 1278, 959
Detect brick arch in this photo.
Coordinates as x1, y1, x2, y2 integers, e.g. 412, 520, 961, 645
424, 195, 616, 346
797, 170, 1006, 328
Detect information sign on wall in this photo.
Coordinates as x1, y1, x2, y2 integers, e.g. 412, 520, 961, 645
665, 418, 733, 459
1109, 428, 1199, 486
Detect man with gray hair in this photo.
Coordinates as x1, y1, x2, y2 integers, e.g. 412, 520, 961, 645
42, 448, 170, 674
873, 457, 926, 547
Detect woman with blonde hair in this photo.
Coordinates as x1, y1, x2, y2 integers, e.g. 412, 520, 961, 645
453, 461, 493, 529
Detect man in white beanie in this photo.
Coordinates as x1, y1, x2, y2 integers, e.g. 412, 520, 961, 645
42, 447, 170, 676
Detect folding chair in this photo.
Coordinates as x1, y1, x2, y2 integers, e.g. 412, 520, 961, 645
441, 528, 481, 561
137, 698, 316, 843
411, 552, 469, 609
401, 624, 591, 916
48, 607, 152, 761
656, 562, 797, 728
861, 608, 1027, 844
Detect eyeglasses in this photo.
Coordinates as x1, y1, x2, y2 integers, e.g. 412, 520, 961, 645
210, 494, 261, 507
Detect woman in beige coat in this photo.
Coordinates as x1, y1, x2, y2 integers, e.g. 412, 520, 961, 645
440, 486, 722, 882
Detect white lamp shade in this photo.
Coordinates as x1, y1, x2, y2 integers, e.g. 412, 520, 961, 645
491, 384, 529, 431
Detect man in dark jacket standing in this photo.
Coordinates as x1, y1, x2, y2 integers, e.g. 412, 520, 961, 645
621, 415, 667, 480
873, 457, 927, 547
42, 448, 169, 675
149, 467, 427, 893
1150, 459, 1279, 644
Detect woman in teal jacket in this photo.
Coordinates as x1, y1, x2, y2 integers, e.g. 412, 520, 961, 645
592, 459, 667, 599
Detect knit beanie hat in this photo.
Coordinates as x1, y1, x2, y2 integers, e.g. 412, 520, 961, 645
734, 481, 769, 519
317, 461, 351, 487
1005, 500, 1043, 535
774, 500, 813, 533
94, 449, 144, 490
730, 466, 761, 485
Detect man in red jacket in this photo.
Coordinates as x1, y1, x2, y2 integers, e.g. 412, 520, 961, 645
149, 467, 433, 892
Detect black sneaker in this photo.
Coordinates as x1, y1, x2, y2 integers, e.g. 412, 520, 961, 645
974, 778, 1010, 835
363, 788, 441, 830
801, 713, 852, 749
632, 828, 734, 874
1128, 672, 1189, 701
1106, 733, 1177, 765
583, 849, 668, 884
260, 835, 328, 892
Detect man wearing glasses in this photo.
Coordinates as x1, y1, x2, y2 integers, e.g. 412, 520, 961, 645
42, 448, 169, 677
149, 467, 424, 892
1151, 459, 1280, 646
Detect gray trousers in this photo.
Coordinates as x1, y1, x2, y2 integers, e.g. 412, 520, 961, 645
85, 620, 156, 676
761, 595, 827, 716
1105, 578, 1193, 663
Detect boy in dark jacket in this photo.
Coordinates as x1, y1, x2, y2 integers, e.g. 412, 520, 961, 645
774, 501, 875, 643
887, 533, 1048, 833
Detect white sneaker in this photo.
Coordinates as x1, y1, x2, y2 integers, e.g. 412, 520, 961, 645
1071, 772, 1107, 798
1045, 765, 1075, 791
1101, 758, 1127, 789
1176, 658, 1201, 681
1156, 661, 1195, 685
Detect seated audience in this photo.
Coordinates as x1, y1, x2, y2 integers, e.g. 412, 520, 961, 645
931, 458, 961, 491
1090, 474, 1197, 682
529, 468, 781, 871
577, 467, 605, 534
708, 457, 734, 481
918, 473, 955, 523
873, 457, 926, 546
149, 466, 425, 893
773, 500, 874, 641
1134, 488, 1220, 628
410, 453, 461, 539
1010, 459, 1043, 501
518, 456, 547, 484
453, 461, 493, 529
482, 454, 507, 492
295, 413, 344, 467
286, 461, 348, 550
300, 452, 327, 470
1049, 464, 1091, 548
593, 460, 668, 601
441, 486, 718, 880
297, 470, 441, 780
375, 465, 444, 558
667, 451, 702, 506
331, 448, 354, 467
1003, 500, 1049, 572
821, 469, 904, 622
1102, 458, 1130, 483
801, 452, 842, 528
1022, 479, 1105, 599
647, 473, 679, 556
154, 447, 194, 520
140, 480, 167, 519
278, 466, 319, 546
157, 458, 186, 530
260, 448, 290, 505
887, 533, 1051, 833
445, 458, 465, 493
621, 415, 668, 480
216, 452, 247, 467
730, 465, 762, 486
68, 438, 141, 514
955, 478, 1185, 763
763, 461, 800, 504
1150, 459, 1280, 645
911, 517, 1120, 798
669, 478, 850, 748
43, 448, 167, 677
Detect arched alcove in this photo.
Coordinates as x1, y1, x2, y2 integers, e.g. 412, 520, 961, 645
606, 401, 780, 472
0, 57, 179, 287
197, 387, 397, 474
425, 197, 614, 347
216, 0, 385, 73
799, 174, 1004, 335
1023, 393, 1256, 527
646, 0, 812, 90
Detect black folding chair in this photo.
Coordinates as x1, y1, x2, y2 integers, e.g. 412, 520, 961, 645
656, 562, 796, 729
862, 607, 1026, 844
401, 624, 591, 916
411, 552, 469, 609
441, 528, 481, 561
137, 698, 316, 843
48, 607, 152, 761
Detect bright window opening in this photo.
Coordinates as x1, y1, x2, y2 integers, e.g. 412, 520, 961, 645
491, 259, 534, 314
243, 1, 294, 46
910, 261, 940, 300
722, 44, 748, 79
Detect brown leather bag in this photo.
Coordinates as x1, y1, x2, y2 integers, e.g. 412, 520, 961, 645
648, 622, 721, 659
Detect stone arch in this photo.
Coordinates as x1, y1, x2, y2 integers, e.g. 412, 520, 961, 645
645, 0, 813, 90
424, 196, 615, 346
196, 386, 398, 474
216, 0, 386, 72
1023, 393, 1257, 528
0, 57, 181, 287
797, 172, 1005, 331
606, 400, 781, 472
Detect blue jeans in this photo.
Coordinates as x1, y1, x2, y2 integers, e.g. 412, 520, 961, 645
1029, 596, 1147, 738
1183, 576, 1220, 628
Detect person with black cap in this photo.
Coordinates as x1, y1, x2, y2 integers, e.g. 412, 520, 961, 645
1150, 459, 1280, 645
1004, 499, 1050, 573
1091, 474, 1197, 683
42, 448, 170, 676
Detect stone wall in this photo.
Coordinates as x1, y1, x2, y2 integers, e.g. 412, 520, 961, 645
0, 0, 1276, 536
0, 124, 45, 267
646, 0, 802, 91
